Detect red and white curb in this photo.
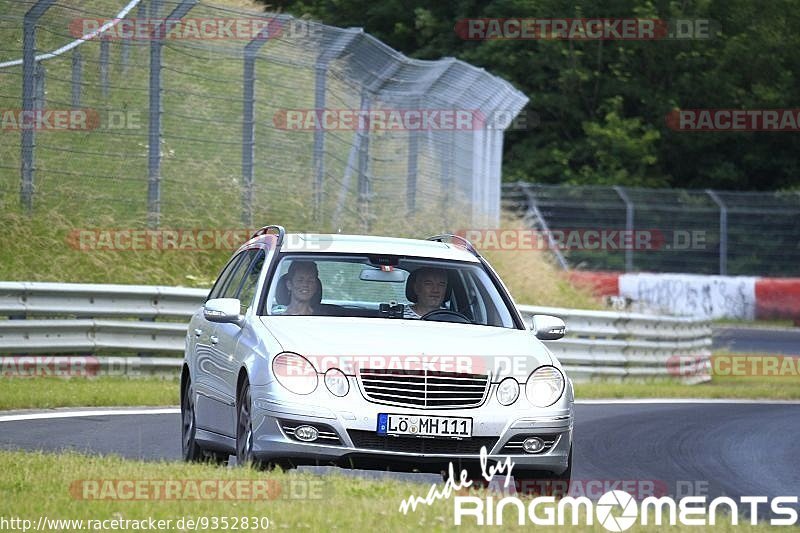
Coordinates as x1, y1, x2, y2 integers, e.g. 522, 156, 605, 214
568, 271, 800, 321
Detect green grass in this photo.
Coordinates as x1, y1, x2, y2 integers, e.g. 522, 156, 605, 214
0, 450, 782, 531
574, 375, 800, 400
713, 318, 797, 329
0, 376, 179, 410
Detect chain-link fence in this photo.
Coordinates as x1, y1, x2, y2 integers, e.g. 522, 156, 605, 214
503, 182, 800, 276
0, 0, 526, 234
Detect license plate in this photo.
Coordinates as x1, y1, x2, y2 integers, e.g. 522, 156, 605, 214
376, 413, 473, 437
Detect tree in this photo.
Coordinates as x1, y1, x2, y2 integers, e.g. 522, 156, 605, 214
264, 0, 800, 191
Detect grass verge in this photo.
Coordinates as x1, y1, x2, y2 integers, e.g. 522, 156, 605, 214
0, 450, 781, 531
1, 372, 798, 412
0, 376, 179, 411
574, 375, 800, 401
713, 318, 797, 329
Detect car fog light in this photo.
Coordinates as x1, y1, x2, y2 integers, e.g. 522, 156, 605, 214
522, 437, 545, 454
294, 425, 319, 442
324, 368, 349, 397
496, 377, 520, 406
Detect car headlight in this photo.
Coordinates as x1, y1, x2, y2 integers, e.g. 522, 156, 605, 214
525, 366, 565, 407
324, 368, 349, 397
496, 377, 520, 406
272, 352, 318, 395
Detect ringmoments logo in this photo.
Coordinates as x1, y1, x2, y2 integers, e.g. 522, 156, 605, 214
398, 450, 800, 528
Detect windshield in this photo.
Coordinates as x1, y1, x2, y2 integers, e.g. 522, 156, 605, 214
262, 255, 516, 328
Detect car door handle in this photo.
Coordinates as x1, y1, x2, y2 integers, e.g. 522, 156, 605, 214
194, 329, 202, 337
210, 335, 219, 344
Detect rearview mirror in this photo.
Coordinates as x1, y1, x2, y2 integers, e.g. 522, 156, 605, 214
359, 267, 406, 283
204, 298, 243, 326
532, 314, 566, 340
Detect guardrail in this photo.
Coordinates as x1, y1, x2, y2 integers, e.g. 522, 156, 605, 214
517, 305, 711, 382
0, 282, 710, 381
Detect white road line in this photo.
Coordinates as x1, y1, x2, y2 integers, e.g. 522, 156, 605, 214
0, 407, 179, 422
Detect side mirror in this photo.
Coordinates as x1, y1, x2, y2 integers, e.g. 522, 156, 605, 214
204, 298, 243, 326
532, 314, 566, 340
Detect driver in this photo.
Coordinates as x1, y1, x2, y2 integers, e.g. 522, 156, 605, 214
404, 267, 448, 319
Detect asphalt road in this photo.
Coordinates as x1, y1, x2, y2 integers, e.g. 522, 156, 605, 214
713, 326, 800, 355
2, 402, 798, 513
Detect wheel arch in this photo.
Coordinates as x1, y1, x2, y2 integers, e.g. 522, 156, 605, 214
236, 366, 250, 406
181, 364, 191, 399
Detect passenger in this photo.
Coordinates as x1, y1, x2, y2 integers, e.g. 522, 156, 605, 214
284, 261, 321, 316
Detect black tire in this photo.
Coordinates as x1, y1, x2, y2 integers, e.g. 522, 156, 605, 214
181, 378, 203, 462
514, 446, 572, 497
182, 377, 230, 464
236, 381, 258, 467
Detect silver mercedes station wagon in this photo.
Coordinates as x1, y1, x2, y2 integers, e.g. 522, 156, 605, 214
182, 226, 573, 488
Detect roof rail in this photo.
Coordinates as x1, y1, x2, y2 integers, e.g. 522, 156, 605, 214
427, 234, 480, 257
251, 225, 286, 247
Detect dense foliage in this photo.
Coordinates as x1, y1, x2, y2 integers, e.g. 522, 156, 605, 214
264, 0, 800, 191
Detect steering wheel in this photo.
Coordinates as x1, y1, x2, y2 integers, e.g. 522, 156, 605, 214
420, 309, 472, 324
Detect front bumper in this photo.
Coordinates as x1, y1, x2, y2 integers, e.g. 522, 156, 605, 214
249, 382, 573, 474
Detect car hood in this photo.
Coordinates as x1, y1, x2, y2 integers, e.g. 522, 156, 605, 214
259, 316, 553, 378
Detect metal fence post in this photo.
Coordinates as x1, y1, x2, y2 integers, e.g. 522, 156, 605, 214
338, 61, 399, 232
614, 185, 634, 272
440, 129, 453, 229
99, 38, 110, 98
34, 62, 45, 110
241, 22, 274, 226
406, 127, 418, 215
312, 62, 326, 225
522, 184, 569, 270
120, 34, 130, 77
147, 0, 163, 228
147, 0, 196, 229
407, 62, 453, 218
706, 189, 728, 275
20, 0, 56, 215
486, 126, 503, 227
358, 93, 372, 233
312, 30, 360, 225
71, 47, 82, 109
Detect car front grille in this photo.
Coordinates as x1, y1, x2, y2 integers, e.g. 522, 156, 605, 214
348, 430, 497, 455
357, 368, 489, 409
